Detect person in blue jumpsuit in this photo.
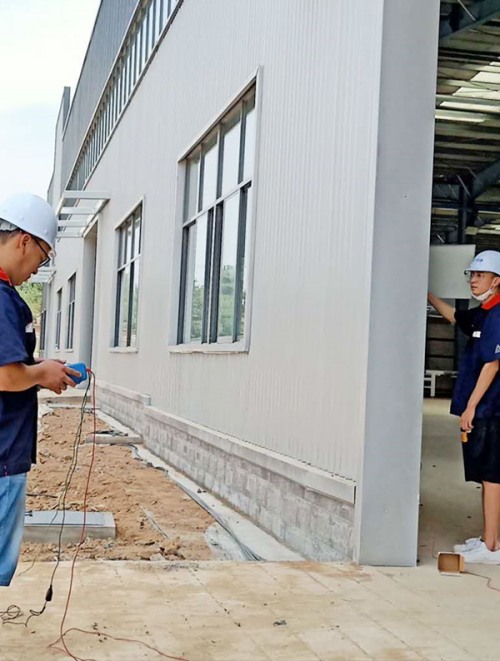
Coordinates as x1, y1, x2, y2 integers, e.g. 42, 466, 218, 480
0, 193, 79, 586
428, 250, 500, 563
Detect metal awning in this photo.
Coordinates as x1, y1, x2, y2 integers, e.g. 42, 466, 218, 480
29, 267, 56, 284
56, 189, 110, 239
433, 0, 500, 242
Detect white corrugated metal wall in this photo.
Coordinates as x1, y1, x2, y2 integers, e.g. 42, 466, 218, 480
53, 0, 384, 482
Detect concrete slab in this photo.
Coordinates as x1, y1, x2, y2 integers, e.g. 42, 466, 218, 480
24, 511, 116, 544
419, 398, 483, 566
84, 432, 143, 445
38, 390, 87, 405
2, 560, 500, 660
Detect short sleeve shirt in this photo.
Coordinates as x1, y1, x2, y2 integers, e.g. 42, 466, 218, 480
451, 298, 500, 418
0, 275, 38, 476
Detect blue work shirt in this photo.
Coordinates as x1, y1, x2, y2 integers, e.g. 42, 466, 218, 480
451, 296, 500, 418
0, 272, 37, 476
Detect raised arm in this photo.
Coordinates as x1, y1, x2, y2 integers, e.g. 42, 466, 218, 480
428, 292, 455, 325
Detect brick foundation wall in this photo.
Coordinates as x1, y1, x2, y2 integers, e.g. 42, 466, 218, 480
96, 381, 356, 561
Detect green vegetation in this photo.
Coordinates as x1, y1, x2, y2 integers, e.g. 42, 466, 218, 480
17, 282, 43, 319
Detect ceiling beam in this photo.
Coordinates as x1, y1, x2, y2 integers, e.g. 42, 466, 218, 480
436, 94, 500, 109
435, 123, 500, 140
435, 152, 490, 163
433, 183, 460, 200
440, 0, 500, 44
437, 77, 500, 92
472, 157, 500, 196
433, 158, 500, 202
435, 107, 498, 121
435, 140, 500, 152
438, 62, 500, 74
439, 46, 500, 63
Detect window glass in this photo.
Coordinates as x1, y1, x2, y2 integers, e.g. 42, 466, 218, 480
243, 105, 256, 182
201, 137, 218, 210
187, 215, 208, 341
221, 116, 241, 197
118, 265, 131, 346
133, 212, 142, 257
185, 156, 200, 220
217, 192, 239, 340
130, 264, 140, 346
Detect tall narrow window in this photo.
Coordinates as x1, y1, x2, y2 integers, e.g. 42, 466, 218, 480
114, 207, 142, 347
178, 87, 256, 345
66, 274, 76, 350
55, 289, 62, 350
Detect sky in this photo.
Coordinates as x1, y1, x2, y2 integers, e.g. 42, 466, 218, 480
0, 0, 101, 203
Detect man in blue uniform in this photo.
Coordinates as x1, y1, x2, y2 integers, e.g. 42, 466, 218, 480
428, 250, 500, 563
0, 193, 79, 586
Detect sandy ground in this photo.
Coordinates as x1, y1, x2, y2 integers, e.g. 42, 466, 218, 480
22, 407, 216, 562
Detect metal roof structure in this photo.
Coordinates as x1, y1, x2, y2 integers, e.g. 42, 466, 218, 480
56, 190, 110, 239
433, 0, 500, 243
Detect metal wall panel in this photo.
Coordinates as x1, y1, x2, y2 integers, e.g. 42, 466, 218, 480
48, 0, 386, 481
61, 0, 138, 189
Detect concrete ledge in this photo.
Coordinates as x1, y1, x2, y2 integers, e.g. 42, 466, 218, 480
39, 390, 86, 405
84, 432, 143, 445
24, 511, 116, 544
146, 406, 355, 505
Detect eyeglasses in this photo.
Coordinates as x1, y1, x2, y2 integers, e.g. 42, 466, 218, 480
464, 271, 490, 283
31, 235, 54, 267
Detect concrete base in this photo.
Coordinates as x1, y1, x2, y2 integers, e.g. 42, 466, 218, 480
84, 432, 143, 445
24, 510, 116, 544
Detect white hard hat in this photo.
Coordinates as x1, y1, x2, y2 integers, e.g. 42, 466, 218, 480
465, 250, 500, 276
0, 193, 57, 251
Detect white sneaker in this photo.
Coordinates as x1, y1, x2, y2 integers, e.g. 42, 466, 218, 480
453, 537, 482, 553
459, 541, 500, 564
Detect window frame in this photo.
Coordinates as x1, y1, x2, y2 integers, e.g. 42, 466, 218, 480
113, 204, 143, 349
55, 288, 62, 351
175, 79, 259, 352
65, 273, 76, 350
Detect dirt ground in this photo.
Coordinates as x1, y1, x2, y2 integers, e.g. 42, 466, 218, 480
22, 406, 216, 562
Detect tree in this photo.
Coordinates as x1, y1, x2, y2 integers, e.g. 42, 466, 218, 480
17, 282, 43, 319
